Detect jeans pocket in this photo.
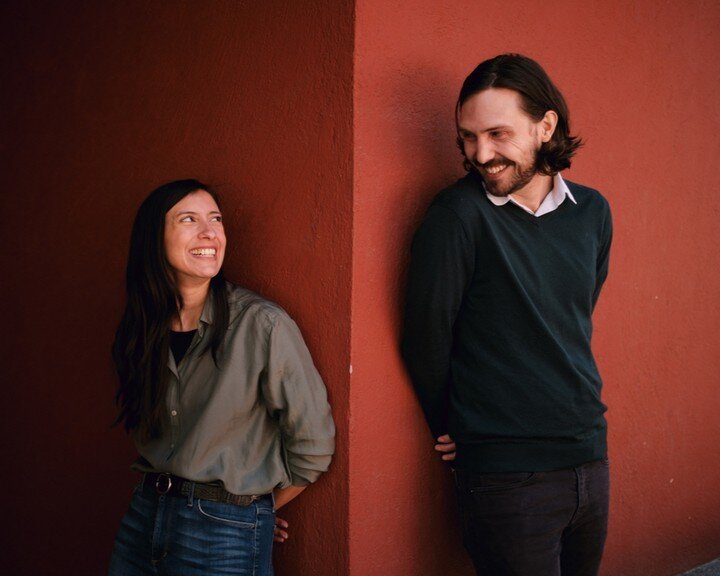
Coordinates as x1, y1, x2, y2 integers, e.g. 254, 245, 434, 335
468, 472, 536, 494
196, 499, 256, 529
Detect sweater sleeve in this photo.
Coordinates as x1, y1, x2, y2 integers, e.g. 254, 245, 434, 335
401, 203, 475, 439
592, 200, 613, 309
261, 311, 335, 486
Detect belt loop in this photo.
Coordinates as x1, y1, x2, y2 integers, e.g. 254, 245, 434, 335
186, 481, 195, 507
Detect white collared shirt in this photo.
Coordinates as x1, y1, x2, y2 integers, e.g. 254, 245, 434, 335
485, 173, 576, 217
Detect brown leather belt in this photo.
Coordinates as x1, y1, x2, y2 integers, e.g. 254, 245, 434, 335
143, 473, 262, 506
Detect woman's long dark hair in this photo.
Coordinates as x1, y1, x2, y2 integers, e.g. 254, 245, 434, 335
113, 179, 229, 441
457, 53, 583, 175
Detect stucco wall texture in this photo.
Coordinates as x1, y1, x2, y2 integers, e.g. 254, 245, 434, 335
1, 1, 352, 575
351, 1, 720, 575
3, 1, 720, 575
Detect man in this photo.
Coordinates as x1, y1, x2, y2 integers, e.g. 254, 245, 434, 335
401, 54, 612, 576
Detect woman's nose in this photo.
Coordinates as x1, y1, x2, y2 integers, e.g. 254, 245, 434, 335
198, 222, 217, 238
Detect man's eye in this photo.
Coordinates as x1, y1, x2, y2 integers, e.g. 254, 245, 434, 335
461, 133, 476, 141
490, 131, 507, 139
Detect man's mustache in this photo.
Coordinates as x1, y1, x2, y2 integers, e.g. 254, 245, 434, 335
474, 158, 514, 170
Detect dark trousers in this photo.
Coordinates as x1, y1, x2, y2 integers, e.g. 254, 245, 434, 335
455, 459, 609, 576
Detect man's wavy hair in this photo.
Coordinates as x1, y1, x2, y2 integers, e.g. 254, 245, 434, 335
456, 54, 582, 175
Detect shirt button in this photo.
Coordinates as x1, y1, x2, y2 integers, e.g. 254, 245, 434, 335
171, 410, 178, 416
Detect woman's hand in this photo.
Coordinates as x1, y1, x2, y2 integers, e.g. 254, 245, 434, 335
274, 516, 289, 543
273, 485, 306, 509
271, 485, 306, 544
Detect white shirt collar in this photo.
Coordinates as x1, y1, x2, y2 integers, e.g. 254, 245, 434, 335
485, 173, 576, 217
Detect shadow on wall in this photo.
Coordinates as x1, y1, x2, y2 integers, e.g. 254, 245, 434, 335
389, 63, 466, 325
383, 63, 475, 574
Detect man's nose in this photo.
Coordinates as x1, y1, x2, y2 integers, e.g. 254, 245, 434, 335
474, 140, 495, 165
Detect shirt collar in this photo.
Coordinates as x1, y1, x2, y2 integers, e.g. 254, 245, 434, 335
198, 285, 216, 336
484, 172, 576, 217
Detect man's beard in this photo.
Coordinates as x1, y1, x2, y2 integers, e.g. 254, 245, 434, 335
473, 151, 539, 197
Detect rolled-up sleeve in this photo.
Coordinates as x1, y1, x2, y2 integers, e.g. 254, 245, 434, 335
261, 311, 335, 486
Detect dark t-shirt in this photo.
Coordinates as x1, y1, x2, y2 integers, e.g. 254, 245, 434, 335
170, 329, 197, 365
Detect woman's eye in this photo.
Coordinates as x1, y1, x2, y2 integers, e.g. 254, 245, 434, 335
180, 216, 194, 223
211, 216, 223, 223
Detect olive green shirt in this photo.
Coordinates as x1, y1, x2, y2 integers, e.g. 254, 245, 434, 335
132, 284, 335, 495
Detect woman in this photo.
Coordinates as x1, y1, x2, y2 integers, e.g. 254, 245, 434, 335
109, 179, 335, 576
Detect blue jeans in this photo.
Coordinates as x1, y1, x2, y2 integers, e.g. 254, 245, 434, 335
109, 481, 275, 576
455, 459, 610, 576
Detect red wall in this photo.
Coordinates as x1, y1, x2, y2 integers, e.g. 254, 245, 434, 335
1, 2, 352, 575
351, 1, 720, 575
4, 1, 720, 575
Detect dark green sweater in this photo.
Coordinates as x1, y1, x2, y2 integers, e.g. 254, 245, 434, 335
401, 172, 612, 473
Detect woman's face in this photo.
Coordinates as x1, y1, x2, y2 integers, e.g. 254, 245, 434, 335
163, 190, 226, 287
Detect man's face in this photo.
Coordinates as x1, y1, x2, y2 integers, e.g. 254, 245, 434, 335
457, 88, 548, 197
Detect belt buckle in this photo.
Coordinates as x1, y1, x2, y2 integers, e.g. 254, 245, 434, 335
155, 473, 173, 494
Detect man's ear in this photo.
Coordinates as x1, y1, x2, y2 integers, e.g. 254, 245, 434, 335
540, 110, 558, 143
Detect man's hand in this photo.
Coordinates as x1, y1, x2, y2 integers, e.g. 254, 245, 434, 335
274, 516, 289, 543
434, 434, 456, 461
